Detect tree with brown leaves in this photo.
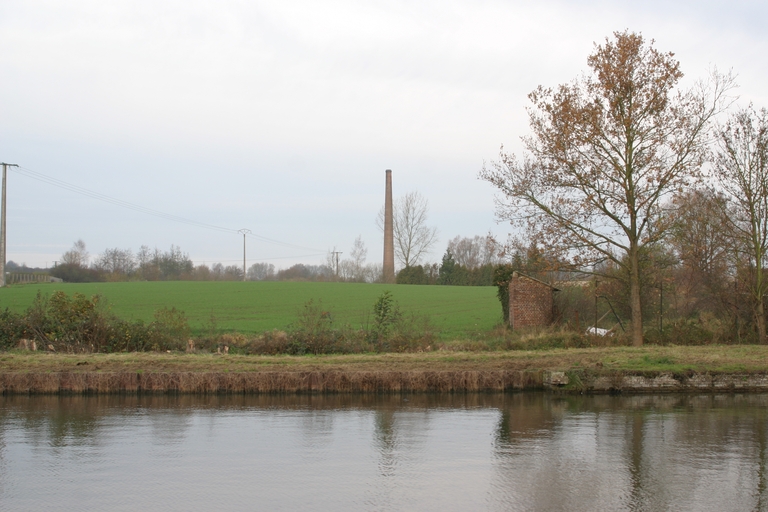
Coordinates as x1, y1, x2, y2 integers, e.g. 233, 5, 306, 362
480, 31, 733, 346
713, 105, 768, 342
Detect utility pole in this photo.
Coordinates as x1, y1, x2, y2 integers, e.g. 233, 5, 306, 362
331, 250, 342, 278
238, 229, 251, 282
0, 163, 18, 288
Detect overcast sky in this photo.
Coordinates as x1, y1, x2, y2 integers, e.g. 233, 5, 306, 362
1, 0, 766, 270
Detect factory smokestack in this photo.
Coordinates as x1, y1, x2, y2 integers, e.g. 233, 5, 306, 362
383, 169, 395, 283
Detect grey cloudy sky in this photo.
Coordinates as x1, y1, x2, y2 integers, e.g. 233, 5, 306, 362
1, 0, 766, 269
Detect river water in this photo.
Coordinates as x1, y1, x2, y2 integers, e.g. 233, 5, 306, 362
1, 393, 767, 511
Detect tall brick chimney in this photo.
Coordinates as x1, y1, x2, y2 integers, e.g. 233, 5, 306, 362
383, 169, 395, 283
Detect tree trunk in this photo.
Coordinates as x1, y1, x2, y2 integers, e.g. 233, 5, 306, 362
629, 246, 644, 346
756, 245, 767, 343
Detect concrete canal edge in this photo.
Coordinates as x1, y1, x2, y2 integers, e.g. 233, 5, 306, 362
2, 370, 768, 394
541, 370, 768, 394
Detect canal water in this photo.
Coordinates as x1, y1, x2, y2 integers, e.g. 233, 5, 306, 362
1, 393, 767, 511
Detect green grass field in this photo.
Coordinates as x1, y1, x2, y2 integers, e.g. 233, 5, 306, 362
0, 281, 502, 339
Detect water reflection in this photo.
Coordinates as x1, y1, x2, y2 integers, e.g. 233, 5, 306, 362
1, 393, 767, 511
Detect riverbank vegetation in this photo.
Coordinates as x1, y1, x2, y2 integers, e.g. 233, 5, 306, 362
0, 285, 764, 358
2, 345, 767, 374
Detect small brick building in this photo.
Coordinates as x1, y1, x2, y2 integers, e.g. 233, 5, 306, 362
509, 272, 558, 329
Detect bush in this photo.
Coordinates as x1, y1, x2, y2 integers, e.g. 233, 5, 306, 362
22, 291, 114, 352
1, 291, 194, 353
0, 308, 25, 350
247, 330, 293, 355
147, 307, 191, 351
49, 263, 103, 283
371, 291, 400, 342
397, 265, 428, 285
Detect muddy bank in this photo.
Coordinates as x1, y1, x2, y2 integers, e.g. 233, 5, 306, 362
2, 370, 768, 394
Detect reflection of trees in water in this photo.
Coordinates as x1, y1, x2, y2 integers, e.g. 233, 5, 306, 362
3, 392, 768, 509
491, 393, 609, 510
146, 410, 192, 446
0, 395, 198, 450
627, 413, 644, 507
756, 421, 768, 511
293, 395, 337, 459
493, 393, 561, 444
374, 409, 398, 478
627, 395, 768, 511
2, 396, 110, 449
489, 394, 768, 511
0, 421, 6, 493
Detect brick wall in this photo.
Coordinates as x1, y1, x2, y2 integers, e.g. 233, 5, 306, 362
509, 272, 554, 329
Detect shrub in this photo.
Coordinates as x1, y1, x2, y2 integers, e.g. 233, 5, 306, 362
3, 291, 194, 353
146, 307, 191, 351
23, 291, 114, 352
0, 308, 25, 350
371, 291, 400, 342
248, 330, 292, 355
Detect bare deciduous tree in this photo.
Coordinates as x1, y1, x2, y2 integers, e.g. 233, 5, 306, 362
350, 236, 367, 270
248, 262, 276, 281
446, 235, 500, 269
60, 239, 89, 267
668, 189, 733, 318
224, 265, 243, 280
713, 105, 768, 342
343, 235, 369, 282
93, 248, 136, 276
328, 236, 380, 282
377, 191, 439, 268
480, 30, 734, 346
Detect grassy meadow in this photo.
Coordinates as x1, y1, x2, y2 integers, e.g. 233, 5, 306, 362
0, 281, 502, 339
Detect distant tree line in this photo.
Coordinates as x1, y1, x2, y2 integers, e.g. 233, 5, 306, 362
45, 238, 379, 284
396, 235, 500, 286
47, 240, 253, 283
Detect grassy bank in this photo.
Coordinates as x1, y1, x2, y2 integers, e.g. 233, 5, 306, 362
0, 281, 500, 338
3, 347, 768, 394
4, 345, 768, 374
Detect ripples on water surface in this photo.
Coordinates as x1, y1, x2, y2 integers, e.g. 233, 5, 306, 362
1, 393, 767, 511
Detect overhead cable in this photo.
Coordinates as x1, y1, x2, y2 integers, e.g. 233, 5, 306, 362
12, 166, 326, 253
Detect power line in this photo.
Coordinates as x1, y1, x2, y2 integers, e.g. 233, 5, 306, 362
15, 166, 235, 234
11, 165, 326, 253
193, 253, 326, 264
245, 231, 323, 253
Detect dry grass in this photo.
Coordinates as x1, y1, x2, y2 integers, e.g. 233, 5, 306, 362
2, 345, 768, 374
1, 345, 768, 394
0, 370, 544, 394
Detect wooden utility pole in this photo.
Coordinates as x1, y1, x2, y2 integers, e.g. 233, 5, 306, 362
238, 229, 251, 282
0, 163, 18, 288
